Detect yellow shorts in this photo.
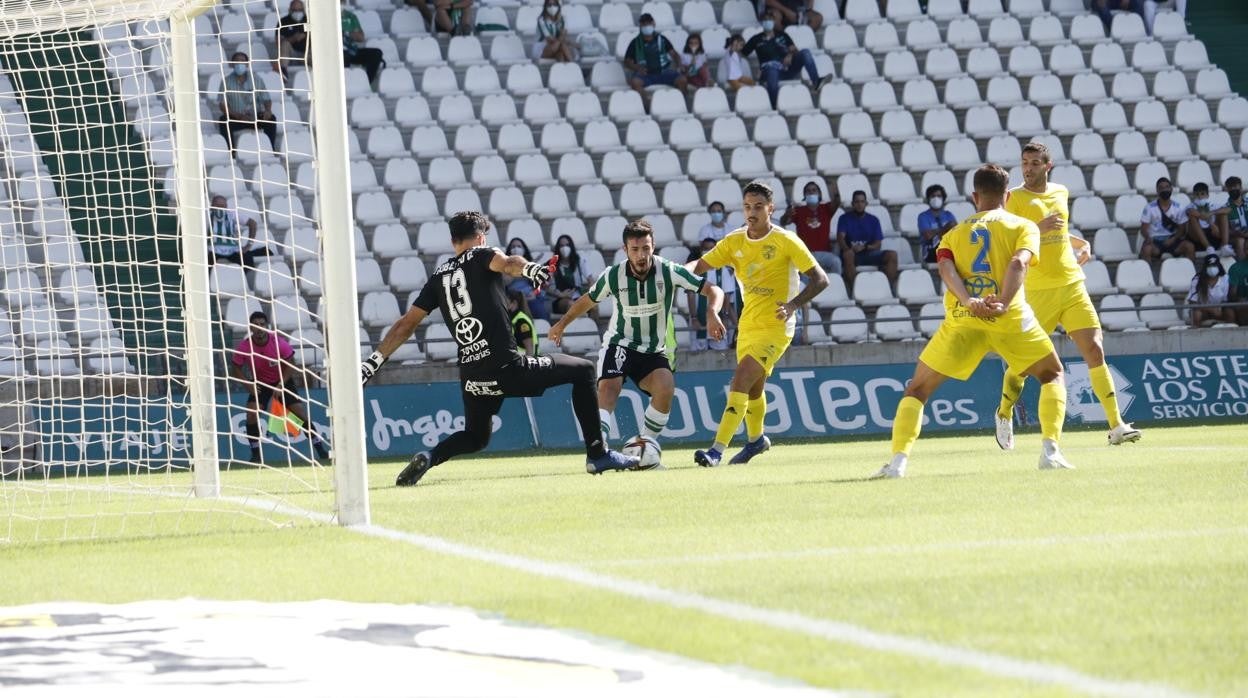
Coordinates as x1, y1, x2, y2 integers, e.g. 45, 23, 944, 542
1026, 282, 1100, 334
736, 331, 792, 377
920, 321, 1055, 381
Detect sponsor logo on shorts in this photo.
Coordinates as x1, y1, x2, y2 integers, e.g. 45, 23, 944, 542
464, 380, 503, 397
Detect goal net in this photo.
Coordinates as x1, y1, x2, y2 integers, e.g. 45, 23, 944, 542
0, 0, 368, 544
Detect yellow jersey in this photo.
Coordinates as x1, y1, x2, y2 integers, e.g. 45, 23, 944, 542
702, 225, 818, 338
1004, 183, 1084, 290
937, 208, 1040, 333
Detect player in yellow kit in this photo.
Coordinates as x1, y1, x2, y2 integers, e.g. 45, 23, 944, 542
994, 142, 1142, 449
874, 164, 1074, 478
686, 180, 829, 467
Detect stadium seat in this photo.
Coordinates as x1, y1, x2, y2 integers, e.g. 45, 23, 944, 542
427, 156, 468, 191
1115, 259, 1162, 294
899, 139, 938, 171
1111, 71, 1150, 103
1159, 257, 1196, 293
916, 302, 944, 337
520, 93, 561, 126
506, 64, 544, 95
566, 91, 605, 124
1093, 227, 1135, 263
1048, 101, 1087, 135
817, 80, 857, 114
988, 16, 1023, 45
1111, 11, 1148, 43
384, 157, 423, 190
1197, 128, 1235, 161
1111, 130, 1152, 164
923, 47, 960, 80
1028, 14, 1065, 45
879, 109, 918, 142
706, 178, 744, 210
1071, 197, 1110, 229
1130, 40, 1167, 73
964, 105, 1004, 139
1173, 39, 1210, 71
410, 125, 453, 158
1092, 163, 1133, 196
424, 323, 456, 361
852, 271, 897, 306
394, 95, 433, 127
1176, 99, 1215, 131
1048, 43, 1086, 75
688, 146, 728, 181
1071, 132, 1111, 166
857, 140, 896, 174
721, 0, 757, 30
692, 87, 732, 119
838, 110, 877, 143
878, 172, 917, 204
1007, 104, 1044, 136
1221, 158, 1248, 185
489, 35, 528, 66
584, 120, 625, 154
562, 317, 601, 356
986, 75, 1024, 107
942, 137, 981, 172
1081, 260, 1116, 296
921, 108, 959, 140
1152, 9, 1190, 41
1154, 129, 1194, 162
816, 142, 856, 174
1070, 73, 1108, 105
829, 306, 869, 343
752, 114, 794, 148
897, 268, 940, 304
1099, 294, 1146, 331
547, 62, 586, 94
966, 46, 1004, 79
1139, 293, 1185, 330
533, 185, 576, 219
272, 294, 315, 332
371, 223, 413, 259
487, 187, 528, 221
575, 184, 615, 217
1133, 161, 1171, 194
390, 7, 426, 37
730, 145, 769, 179
668, 117, 708, 150
1152, 69, 1191, 102
473, 154, 514, 189
875, 304, 920, 341
1026, 72, 1065, 106
863, 21, 900, 53
1093, 43, 1130, 75
1092, 101, 1131, 133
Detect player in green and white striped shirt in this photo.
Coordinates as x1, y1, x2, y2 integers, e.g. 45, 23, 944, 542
550, 219, 725, 451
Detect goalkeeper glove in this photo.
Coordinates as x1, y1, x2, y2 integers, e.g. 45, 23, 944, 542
361, 350, 387, 385
522, 259, 551, 288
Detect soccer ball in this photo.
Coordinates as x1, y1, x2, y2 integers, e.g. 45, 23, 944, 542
621, 435, 662, 470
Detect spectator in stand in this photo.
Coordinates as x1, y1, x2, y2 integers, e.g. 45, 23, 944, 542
1220, 176, 1247, 259
1185, 181, 1225, 257
507, 289, 538, 355
681, 34, 712, 90
837, 190, 897, 287
698, 201, 731, 242
1186, 254, 1234, 327
502, 237, 549, 319
917, 184, 957, 264
623, 14, 687, 101
275, 0, 308, 80
1139, 177, 1196, 261
545, 234, 595, 315
781, 181, 842, 274
764, 0, 824, 31
406, 0, 433, 27
688, 237, 738, 351
433, 0, 475, 36
716, 34, 756, 93
534, 0, 576, 62
217, 52, 277, 151
342, 7, 386, 83
742, 8, 828, 109
1227, 253, 1248, 325
1092, 0, 1148, 35
208, 195, 273, 268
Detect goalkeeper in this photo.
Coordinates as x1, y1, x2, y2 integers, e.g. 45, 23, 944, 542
231, 311, 329, 464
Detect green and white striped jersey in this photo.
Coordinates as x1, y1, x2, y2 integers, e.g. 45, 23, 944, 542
587, 256, 705, 354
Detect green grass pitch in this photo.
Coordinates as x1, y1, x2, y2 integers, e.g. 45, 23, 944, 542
3, 423, 1246, 696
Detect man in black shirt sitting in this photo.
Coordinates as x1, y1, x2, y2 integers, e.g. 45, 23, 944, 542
742, 8, 828, 109
361, 211, 639, 486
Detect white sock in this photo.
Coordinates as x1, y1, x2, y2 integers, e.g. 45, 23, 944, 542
598, 408, 616, 442
641, 404, 669, 440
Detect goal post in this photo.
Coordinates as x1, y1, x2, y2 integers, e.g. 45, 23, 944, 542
0, 0, 370, 542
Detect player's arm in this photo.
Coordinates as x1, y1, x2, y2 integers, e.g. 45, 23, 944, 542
548, 293, 596, 345
1070, 235, 1092, 265
777, 265, 829, 320
699, 281, 725, 340
993, 248, 1034, 314
362, 304, 429, 383
686, 289, 701, 329
936, 250, 991, 318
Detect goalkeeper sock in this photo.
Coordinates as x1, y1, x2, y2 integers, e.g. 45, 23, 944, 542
1039, 380, 1067, 443
712, 391, 749, 452
997, 372, 1026, 420
641, 404, 668, 440
245, 420, 260, 449
890, 396, 924, 456
745, 394, 767, 442
1088, 363, 1123, 429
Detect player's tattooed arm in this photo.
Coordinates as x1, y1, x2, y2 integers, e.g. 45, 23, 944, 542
776, 265, 829, 320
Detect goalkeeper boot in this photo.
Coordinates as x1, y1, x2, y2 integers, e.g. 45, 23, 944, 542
1038, 439, 1075, 470
693, 448, 722, 467
587, 449, 639, 475
1107, 422, 1142, 446
396, 452, 434, 487
728, 435, 771, 465
994, 411, 1014, 451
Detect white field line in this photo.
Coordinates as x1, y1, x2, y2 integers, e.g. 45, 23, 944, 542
22, 485, 1203, 698
589, 527, 1248, 568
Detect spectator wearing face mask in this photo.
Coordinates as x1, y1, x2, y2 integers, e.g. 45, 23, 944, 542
742, 8, 829, 109
918, 184, 957, 264
716, 34, 755, 93
623, 14, 687, 100
1139, 177, 1195, 262
275, 0, 309, 80
1220, 176, 1247, 260
502, 237, 550, 319
1184, 181, 1226, 258
687, 237, 738, 351
781, 181, 842, 274
698, 201, 731, 242
1227, 252, 1248, 326
217, 52, 277, 151
681, 34, 712, 90
545, 235, 595, 315
534, 0, 576, 62
1187, 254, 1233, 327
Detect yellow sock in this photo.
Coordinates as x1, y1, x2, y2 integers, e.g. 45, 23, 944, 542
997, 373, 1026, 420
890, 396, 925, 456
1039, 380, 1067, 442
713, 391, 749, 451
745, 394, 767, 442
1088, 364, 1123, 429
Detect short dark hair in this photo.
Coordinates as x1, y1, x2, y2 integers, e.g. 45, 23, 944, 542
708, 200, 725, 211
1226, 176, 1242, 188
925, 184, 946, 199
622, 218, 654, 244
448, 210, 491, 244
1021, 141, 1051, 162
1193, 181, 1209, 193
973, 164, 1010, 197
726, 33, 743, 49
248, 311, 268, 325
639, 12, 654, 23
1156, 177, 1172, 188
742, 180, 774, 202
851, 190, 867, 201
